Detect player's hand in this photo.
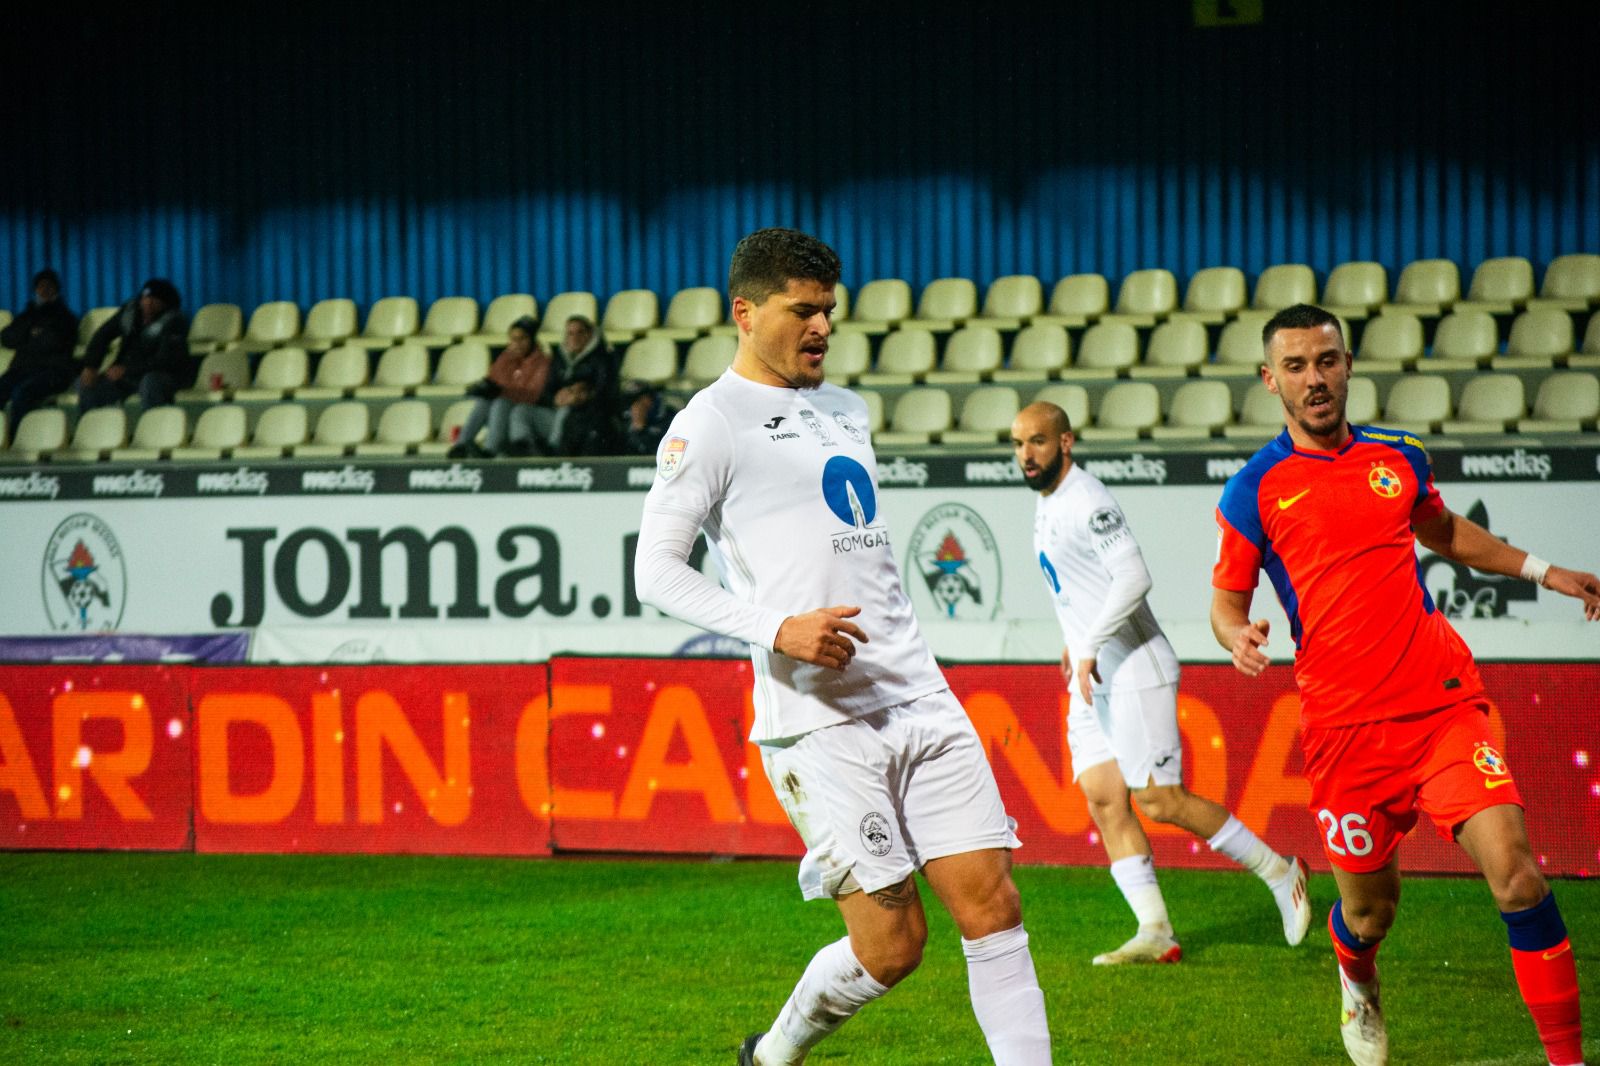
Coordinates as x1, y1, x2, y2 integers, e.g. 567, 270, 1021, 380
1544, 566, 1600, 621
1230, 619, 1272, 677
775, 605, 868, 671
1075, 657, 1102, 703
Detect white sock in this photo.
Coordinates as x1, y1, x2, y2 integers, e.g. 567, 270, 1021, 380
1109, 854, 1172, 937
961, 924, 1052, 1065
757, 936, 888, 1065
1207, 814, 1290, 883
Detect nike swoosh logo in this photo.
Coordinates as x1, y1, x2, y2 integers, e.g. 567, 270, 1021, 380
1544, 944, 1572, 960
1277, 489, 1311, 510
1484, 777, 1515, 789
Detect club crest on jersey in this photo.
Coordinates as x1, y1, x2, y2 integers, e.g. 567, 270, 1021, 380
658, 437, 687, 479
832, 411, 865, 444
859, 812, 893, 857
1368, 464, 1402, 498
798, 408, 835, 447
1473, 743, 1509, 778
43, 513, 127, 632
906, 502, 1003, 621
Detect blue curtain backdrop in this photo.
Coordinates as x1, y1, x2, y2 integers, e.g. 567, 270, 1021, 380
3, 2, 1597, 316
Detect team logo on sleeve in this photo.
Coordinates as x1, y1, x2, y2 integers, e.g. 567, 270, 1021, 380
658, 437, 687, 479
42, 513, 127, 632
1368, 465, 1403, 498
906, 503, 1002, 620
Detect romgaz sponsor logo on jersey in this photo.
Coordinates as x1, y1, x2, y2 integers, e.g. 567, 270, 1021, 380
1081, 453, 1168, 484
820, 455, 890, 554
1458, 449, 1553, 481
195, 467, 269, 495
904, 502, 1002, 621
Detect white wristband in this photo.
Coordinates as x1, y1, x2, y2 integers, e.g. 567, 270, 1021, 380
1520, 553, 1551, 587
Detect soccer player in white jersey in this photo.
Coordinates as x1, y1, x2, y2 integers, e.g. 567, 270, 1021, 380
1010, 400, 1312, 964
635, 229, 1051, 1066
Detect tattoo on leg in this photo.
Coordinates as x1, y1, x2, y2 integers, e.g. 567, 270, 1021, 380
870, 877, 918, 910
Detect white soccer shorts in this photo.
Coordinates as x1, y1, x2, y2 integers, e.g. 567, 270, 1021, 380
761, 688, 1021, 901
1066, 681, 1184, 790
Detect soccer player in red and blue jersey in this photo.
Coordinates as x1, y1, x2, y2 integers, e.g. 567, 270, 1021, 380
1210, 303, 1600, 1066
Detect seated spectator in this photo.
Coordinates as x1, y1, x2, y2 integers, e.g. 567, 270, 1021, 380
617, 379, 673, 456
78, 279, 193, 411
447, 315, 550, 458
0, 269, 80, 428
537, 315, 616, 456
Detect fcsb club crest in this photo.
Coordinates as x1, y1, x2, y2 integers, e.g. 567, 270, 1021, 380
1473, 743, 1509, 778
42, 513, 127, 632
1369, 464, 1403, 498
905, 502, 1002, 620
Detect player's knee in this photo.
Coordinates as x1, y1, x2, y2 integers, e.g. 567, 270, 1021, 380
1341, 897, 1396, 940
1131, 785, 1182, 824
1086, 793, 1130, 830
1490, 863, 1548, 913
862, 929, 925, 987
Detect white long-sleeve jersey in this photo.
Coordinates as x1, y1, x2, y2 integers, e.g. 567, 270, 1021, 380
636, 370, 947, 742
1033, 463, 1179, 693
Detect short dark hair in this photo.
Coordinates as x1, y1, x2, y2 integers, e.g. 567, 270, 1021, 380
1262, 303, 1344, 354
727, 228, 841, 304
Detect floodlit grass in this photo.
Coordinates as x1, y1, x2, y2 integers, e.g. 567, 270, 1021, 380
0, 853, 1594, 1064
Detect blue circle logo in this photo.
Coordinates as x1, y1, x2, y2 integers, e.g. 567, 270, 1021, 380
1038, 551, 1060, 594
822, 455, 876, 527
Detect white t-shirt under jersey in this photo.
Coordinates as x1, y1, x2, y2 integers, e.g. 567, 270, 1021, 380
1033, 463, 1179, 692
637, 370, 947, 742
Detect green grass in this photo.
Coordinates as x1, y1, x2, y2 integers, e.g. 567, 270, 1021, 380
0, 854, 1594, 1065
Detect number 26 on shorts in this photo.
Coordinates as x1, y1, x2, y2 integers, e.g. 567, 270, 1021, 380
1317, 809, 1374, 857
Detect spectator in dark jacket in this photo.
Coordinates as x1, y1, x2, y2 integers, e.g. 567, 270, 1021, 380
617, 379, 673, 456
77, 278, 193, 411
0, 269, 80, 429
535, 315, 616, 456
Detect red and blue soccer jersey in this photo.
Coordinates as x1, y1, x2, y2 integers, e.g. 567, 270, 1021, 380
1213, 426, 1483, 728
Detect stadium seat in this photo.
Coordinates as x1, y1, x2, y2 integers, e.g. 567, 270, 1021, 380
414, 296, 480, 348
0, 309, 11, 333
1060, 321, 1138, 380
1517, 372, 1599, 433
233, 301, 302, 354
1492, 308, 1573, 369
857, 388, 885, 434
536, 291, 599, 345
1527, 253, 1600, 314
52, 407, 128, 462
1383, 374, 1451, 436
617, 336, 678, 387
355, 342, 430, 399
1170, 266, 1246, 326
1355, 313, 1423, 372
1201, 314, 1272, 378
1223, 382, 1285, 440
1130, 318, 1208, 379
969, 275, 1043, 332
416, 342, 491, 397
187, 303, 243, 355
176, 349, 252, 402
1031, 383, 1091, 431
943, 386, 1022, 446
926, 326, 1003, 384
1150, 380, 1233, 440
858, 330, 936, 387
170, 405, 248, 461
1078, 381, 1160, 441
6, 408, 68, 461
993, 324, 1070, 383
875, 387, 953, 447
296, 344, 371, 399
110, 407, 189, 461
295, 298, 358, 352
823, 331, 871, 384
234, 403, 309, 459
74, 306, 119, 356
1347, 377, 1379, 424
832, 281, 851, 324
355, 400, 433, 457
1321, 262, 1389, 321
1454, 256, 1534, 316
1252, 264, 1317, 312
601, 289, 661, 345
1573, 314, 1600, 369
834, 278, 912, 336
1033, 273, 1110, 329
650, 287, 723, 341
1385, 259, 1460, 318
469, 293, 537, 345
1425, 310, 1498, 370
672, 335, 736, 390
1441, 374, 1525, 435
899, 277, 978, 334
293, 401, 370, 458
416, 399, 478, 457
1101, 269, 1177, 327
234, 346, 310, 401
348, 296, 419, 351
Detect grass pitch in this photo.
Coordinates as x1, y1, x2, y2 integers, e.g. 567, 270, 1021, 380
0, 853, 1594, 1064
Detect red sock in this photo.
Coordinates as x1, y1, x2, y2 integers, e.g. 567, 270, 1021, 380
1510, 939, 1584, 1066
1328, 904, 1380, 984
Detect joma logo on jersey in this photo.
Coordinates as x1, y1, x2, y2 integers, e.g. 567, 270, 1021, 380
906, 503, 1002, 621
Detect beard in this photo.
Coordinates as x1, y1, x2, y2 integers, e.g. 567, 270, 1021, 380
1021, 448, 1064, 491
1293, 385, 1347, 438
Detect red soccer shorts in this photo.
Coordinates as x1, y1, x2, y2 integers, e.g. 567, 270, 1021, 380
1301, 697, 1523, 874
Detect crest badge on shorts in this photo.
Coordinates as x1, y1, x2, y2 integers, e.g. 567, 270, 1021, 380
859, 812, 893, 857
1472, 742, 1509, 778
658, 436, 687, 479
